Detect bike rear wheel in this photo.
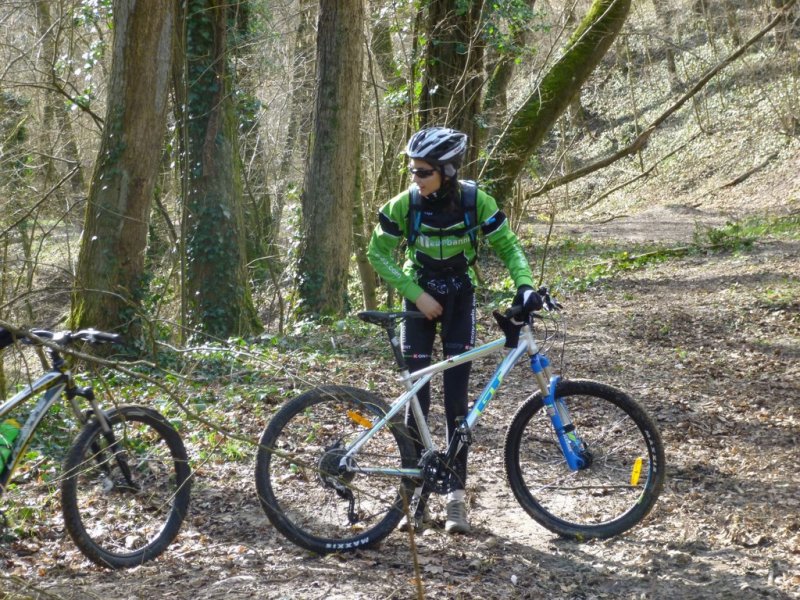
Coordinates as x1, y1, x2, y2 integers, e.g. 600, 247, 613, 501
61, 405, 192, 568
255, 385, 416, 554
505, 379, 664, 539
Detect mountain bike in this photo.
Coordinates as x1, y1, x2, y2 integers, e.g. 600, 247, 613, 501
254, 291, 665, 554
0, 327, 192, 568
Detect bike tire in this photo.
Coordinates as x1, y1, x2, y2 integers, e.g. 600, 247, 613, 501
504, 379, 665, 540
61, 405, 192, 568
255, 385, 417, 554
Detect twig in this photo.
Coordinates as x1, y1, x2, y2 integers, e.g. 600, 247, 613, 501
153, 195, 179, 246
589, 213, 630, 224
720, 152, 778, 188
0, 167, 80, 239
400, 493, 425, 600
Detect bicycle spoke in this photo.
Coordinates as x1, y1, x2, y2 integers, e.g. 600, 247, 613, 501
256, 386, 415, 553
506, 380, 664, 539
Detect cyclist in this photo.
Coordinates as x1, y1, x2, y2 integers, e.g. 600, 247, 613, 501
367, 126, 541, 533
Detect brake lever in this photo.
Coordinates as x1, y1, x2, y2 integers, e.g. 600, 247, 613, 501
537, 286, 563, 312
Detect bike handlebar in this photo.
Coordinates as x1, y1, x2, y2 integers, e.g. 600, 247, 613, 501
22, 328, 122, 347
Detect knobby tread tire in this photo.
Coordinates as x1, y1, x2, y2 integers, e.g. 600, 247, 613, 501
255, 385, 416, 554
61, 405, 192, 568
504, 379, 665, 540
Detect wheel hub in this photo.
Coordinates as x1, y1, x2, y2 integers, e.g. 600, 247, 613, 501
317, 441, 355, 493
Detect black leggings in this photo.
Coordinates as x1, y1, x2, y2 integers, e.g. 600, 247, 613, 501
402, 290, 475, 489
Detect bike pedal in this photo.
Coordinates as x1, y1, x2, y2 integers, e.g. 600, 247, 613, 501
455, 417, 472, 445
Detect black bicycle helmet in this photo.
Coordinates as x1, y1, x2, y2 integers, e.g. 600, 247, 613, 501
406, 127, 467, 177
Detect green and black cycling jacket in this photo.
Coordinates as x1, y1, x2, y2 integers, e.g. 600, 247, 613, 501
367, 185, 534, 303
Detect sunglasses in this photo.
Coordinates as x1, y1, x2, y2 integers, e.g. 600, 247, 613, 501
409, 167, 437, 179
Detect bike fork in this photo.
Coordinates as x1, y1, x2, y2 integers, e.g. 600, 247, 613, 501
75, 387, 138, 489
529, 355, 590, 471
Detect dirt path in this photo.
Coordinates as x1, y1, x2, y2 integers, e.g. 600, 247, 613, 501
2, 206, 799, 599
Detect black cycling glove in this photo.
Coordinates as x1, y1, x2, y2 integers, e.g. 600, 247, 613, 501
512, 285, 543, 313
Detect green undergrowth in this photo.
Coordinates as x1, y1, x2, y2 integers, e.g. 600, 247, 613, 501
149, 213, 798, 449
72, 316, 402, 468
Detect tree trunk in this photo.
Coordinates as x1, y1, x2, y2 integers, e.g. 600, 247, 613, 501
177, 0, 262, 339
72, 0, 176, 336
481, 0, 632, 206
358, 9, 410, 311
370, 10, 405, 90
772, 0, 797, 50
297, 0, 364, 316
724, 1, 742, 46
34, 0, 86, 197
419, 0, 484, 177
0, 93, 37, 327
652, 0, 680, 90
274, 2, 316, 252
351, 152, 378, 310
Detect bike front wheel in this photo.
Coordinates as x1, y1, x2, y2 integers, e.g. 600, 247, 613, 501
255, 385, 417, 554
61, 405, 192, 568
505, 379, 665, 540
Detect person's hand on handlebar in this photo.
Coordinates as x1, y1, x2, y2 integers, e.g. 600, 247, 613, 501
511, 285, 543, 322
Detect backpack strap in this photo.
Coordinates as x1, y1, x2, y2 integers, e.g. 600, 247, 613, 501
459, 180, 479, 254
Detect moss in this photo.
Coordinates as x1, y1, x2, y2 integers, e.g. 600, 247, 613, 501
180, 0, 262, 339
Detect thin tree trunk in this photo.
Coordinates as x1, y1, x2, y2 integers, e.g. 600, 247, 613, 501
274, 2, 316, 251
481, 0, 537, 146
652, 0, 680, 90
297, 0, 364, 316
358, 9, 409, 310
772, 0, 797, 50
351, 150, 378, 310
34, 0, 86, 195
724, 0, 742, 46
419, 0, 484, 176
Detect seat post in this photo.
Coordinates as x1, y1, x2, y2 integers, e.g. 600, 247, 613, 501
384, 324, 408, 370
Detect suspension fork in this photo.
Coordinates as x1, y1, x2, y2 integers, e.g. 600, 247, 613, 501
527, 341, 590, 471
69, 385, 138, 488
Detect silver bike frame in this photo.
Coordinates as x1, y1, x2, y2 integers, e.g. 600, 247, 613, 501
342, 323, 543, 477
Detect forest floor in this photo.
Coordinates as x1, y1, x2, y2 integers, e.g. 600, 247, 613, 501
1, 155, 799, 599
